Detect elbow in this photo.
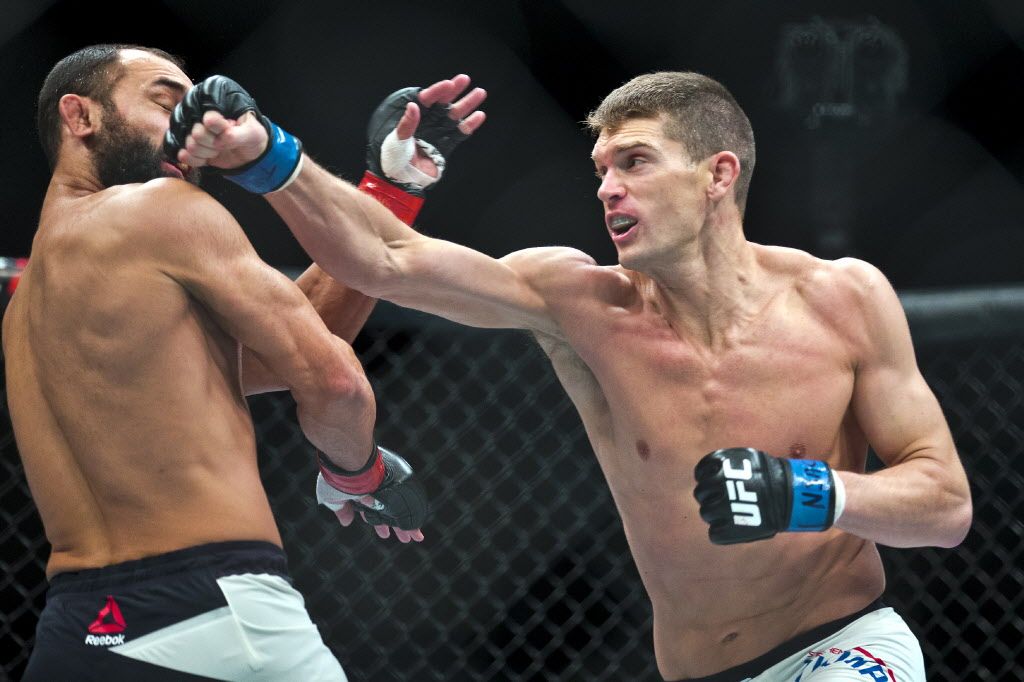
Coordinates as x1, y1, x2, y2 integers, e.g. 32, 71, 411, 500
937, 495, 973, 548
325, 356, 375, 416
306, 342, 375, 419
335, 247, 403, 299
931, 480, 972, 548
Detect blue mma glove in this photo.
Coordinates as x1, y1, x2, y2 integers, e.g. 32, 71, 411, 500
693, 447, 845, 545
163, 75, 302, 194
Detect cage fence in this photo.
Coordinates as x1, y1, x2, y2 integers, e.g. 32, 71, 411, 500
2, 288, 1022, 681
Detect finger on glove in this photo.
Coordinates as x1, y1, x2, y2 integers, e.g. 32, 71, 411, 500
334, 502, 356, 527
449, 87, 487, 121
395, 102, 421, 141
418, 74, 471, 108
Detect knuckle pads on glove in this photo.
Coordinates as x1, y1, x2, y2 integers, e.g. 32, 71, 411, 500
162, 76, 261, 161
351, 447, 428, 530
692, 479, 720, 506
199, 76, 259, 119
358, 479, 428, 530
694, 453, 724, 480
418, 104, 468, 157
162, 98, 198, 159
699, 503, 727, 525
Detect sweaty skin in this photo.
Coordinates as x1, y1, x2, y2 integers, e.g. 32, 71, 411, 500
3, 50, 383, 579
184, 92, 969, 677
533, 250, 885, 676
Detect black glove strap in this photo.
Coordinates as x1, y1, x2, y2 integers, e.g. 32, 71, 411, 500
316, 445, 380, 477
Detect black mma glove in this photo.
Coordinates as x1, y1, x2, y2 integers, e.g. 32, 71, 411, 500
315, 445, 428, 531
358, 86, 470, 224
693, 447, 846, 545
163, 75, 303, 194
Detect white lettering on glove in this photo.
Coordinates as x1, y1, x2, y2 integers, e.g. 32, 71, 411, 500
380, 129, 445, 189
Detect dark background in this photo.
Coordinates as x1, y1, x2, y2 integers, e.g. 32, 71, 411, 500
2, 0, 1023, 289
2, 4, 1023, 680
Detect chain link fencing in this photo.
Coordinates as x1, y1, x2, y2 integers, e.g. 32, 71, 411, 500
2, 288, 1022, 681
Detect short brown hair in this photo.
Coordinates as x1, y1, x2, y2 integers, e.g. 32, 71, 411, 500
36, 44, 184, 170
586, 72, 756, 215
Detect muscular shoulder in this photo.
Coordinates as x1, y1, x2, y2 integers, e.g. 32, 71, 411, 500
106, 179, 243, 262
785, 252, 904, 357
799, 256, 892, 317
108, 178, 228, 235
499, 246, 633, 304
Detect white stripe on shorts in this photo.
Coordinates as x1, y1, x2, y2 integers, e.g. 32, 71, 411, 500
748, 607, 925, 681
109, 573, 346, 681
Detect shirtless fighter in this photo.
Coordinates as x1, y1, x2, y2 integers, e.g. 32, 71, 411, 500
4, 44, 427, 681
169, 71, 972, 680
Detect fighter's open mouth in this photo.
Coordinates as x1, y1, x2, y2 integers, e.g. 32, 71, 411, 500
609, 216, 638, 235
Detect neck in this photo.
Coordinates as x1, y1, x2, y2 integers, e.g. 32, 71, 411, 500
642, 207, 767, 348
49, 153, 104, 199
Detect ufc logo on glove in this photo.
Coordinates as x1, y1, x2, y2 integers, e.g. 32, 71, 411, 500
694, 447, 845, 545
722, 458, 762, 527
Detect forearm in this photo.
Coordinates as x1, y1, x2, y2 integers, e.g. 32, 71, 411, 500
834, 455, 972, 548
240, 266, 377, 396
294, 264, 377, 343
266, 156, 409, 295
292, 336, 377, 471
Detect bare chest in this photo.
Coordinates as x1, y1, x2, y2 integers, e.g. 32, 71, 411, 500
564, 308, 857, 468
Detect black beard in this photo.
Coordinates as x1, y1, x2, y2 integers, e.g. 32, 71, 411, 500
91, 107, 201, 187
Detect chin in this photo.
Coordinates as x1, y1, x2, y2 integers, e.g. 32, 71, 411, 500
615, 248, 648, 272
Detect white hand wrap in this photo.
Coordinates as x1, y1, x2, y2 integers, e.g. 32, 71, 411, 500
380, 129, 445, 190
315, 471, 361, 511
832, 471, 847, 522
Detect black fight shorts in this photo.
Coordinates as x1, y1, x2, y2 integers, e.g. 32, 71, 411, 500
22, 540, 346, 681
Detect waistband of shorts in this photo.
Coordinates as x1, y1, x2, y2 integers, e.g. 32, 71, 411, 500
670, 598, 887, 682
46, 540, 289, 595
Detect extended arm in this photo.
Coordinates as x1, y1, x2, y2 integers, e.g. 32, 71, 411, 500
169, 74, 558, 334
266, 160, 558, 332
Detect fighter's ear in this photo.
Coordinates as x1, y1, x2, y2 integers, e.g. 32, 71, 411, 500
706, 151, 740, 204
58, 94, 101, 139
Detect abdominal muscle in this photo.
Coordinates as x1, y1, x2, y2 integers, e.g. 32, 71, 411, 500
615, 486, 885, 679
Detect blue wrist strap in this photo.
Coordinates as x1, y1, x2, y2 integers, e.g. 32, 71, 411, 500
226, 119, 302, 194
786, 459, 835, 531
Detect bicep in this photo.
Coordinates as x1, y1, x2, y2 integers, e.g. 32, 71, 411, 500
378, 240, 567, 336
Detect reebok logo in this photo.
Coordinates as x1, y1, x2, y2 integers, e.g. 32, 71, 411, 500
85, 595, 127, 646
85, 633, 125, 646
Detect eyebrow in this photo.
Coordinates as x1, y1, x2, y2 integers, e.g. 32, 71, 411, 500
149, 78, 189, 95
591, 141, 655, 163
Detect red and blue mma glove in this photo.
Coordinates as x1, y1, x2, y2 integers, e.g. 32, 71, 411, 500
163, 75, 303, 194
316, 446, 428, 531
358, 86, 469, 225
693, 447, 847, 545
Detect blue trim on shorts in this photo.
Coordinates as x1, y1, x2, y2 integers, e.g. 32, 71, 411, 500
667, 599, 887, 682
46, 540, 290, 595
